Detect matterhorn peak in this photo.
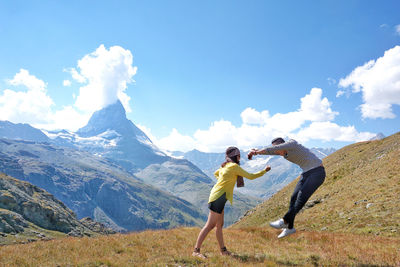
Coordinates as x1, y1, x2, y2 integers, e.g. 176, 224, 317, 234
76, 100, 147, 141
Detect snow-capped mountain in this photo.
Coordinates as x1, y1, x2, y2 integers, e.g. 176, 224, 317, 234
47, 100, 166, 171
43, 100, 260, 225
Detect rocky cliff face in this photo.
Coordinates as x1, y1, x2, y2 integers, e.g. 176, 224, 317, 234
0, 172, 115, 244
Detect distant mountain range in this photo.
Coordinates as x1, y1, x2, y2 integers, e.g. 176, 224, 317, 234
171, 147, 337, 199
0, 100, 260, 228
0, 138, 205, 232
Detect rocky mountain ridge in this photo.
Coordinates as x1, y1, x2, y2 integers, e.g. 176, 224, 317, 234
0, 172, 114, 245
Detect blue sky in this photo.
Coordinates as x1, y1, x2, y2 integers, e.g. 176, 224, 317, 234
1, 1, 400, 152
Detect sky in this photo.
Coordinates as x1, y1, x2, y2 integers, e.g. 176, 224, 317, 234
0, 1, 400, 152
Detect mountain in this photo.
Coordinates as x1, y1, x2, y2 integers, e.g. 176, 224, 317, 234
233, 132, 400, 237
0, 172, 115, 245
173, 147, 336, 199
49, 100, 166, 171
0, 120, 49, 142
46, 100, 260, 226
0, 138, 205, 232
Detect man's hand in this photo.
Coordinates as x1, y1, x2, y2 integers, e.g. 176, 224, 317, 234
247, 149, 257, 160
265, 165, 271, 172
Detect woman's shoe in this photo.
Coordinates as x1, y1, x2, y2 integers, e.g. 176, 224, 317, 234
192, 248, 207, 259
220, 246, 232, 256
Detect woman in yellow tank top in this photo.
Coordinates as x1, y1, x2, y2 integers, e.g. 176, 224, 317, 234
193, 146, 271, 258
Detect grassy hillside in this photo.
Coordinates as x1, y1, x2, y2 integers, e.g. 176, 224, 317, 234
0, 227, 399, 266
233, 132, 400, 237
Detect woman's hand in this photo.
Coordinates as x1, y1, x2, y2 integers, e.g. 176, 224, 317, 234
265, 165, 271, 172
248, 149, 257, 160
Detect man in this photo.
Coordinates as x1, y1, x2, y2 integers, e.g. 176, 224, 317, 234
247, 137, 326, 238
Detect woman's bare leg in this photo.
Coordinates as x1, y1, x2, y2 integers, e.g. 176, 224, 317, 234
215, 210, 225, 249
195, 210, 221, 249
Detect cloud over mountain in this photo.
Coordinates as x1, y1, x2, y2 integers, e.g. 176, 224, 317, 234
71, 45, 137, 113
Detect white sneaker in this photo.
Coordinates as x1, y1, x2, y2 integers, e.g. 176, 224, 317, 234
278, 228, 296, 238
269, 218, 288, 229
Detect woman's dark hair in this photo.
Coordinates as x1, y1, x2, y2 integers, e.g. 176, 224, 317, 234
221, 146, 240, 167
221, 146, 244, 187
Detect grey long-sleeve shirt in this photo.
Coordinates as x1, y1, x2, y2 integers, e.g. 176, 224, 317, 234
260, 139, 322, 173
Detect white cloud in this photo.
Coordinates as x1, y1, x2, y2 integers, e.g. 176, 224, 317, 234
293, 121, 375, 143
0, 69, 54, 124
154, 88, 371, 152
241, 107, 269, 125
157, 128, 197, 152
339, 45, 400, 119
63, 80, 71, 87
65, 68, 86, 83
298, 88, 338, 122
35, 106, 91, 131
73, 44, 137, 113
8, 69, 47, 91
395, 24, 400, 35
0, 69, 90, 131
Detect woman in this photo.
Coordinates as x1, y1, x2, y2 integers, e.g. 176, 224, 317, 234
193, 146, 271, 258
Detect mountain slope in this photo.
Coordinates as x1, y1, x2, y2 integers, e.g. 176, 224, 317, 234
0, 121, 49, 142
0, 173, 114, 245
233, 132, 400, 237
0, 138, 205, 232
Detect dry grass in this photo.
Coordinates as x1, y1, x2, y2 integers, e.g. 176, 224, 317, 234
0, 227, 399, 266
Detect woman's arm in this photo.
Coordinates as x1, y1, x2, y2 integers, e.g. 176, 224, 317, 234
233, 164, 270, 180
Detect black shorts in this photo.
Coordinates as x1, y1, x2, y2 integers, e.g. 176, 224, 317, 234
208, 192, 227, 214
